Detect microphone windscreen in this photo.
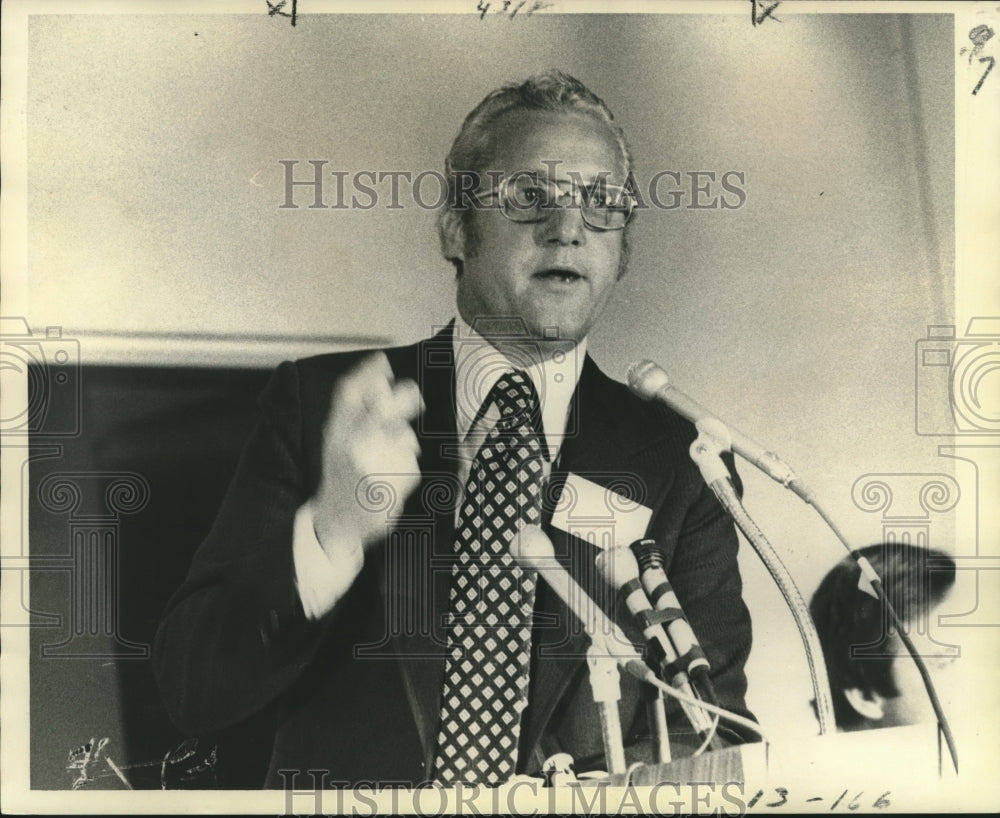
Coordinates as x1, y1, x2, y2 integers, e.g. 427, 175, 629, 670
594, 546, 641, 588
626, 359, 669, 400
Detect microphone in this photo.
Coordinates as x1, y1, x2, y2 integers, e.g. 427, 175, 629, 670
629, 539, 711, 683
626, 359, 799, 489
595, 546, 714, 736
593, 547, 683, 684
510, 527, 648, 679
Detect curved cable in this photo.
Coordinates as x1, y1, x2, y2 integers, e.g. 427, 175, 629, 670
692, 715, 721, 757
625, 660, 771, 745
797, 484, 958, 774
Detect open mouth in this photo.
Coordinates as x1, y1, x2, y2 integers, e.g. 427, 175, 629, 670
533, 268, 584, 284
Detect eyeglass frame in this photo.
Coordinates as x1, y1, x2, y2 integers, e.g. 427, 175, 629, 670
473, 171, 636, 232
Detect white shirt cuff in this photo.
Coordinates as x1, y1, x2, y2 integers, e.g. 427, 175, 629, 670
292, 502, 365, 620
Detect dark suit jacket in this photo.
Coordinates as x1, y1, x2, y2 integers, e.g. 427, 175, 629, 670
153, 325, 754, 787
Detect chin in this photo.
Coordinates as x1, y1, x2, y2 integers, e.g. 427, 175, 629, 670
520, 311, 590, 344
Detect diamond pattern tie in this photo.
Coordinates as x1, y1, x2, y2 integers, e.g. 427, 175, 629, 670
432, 370, 546, 786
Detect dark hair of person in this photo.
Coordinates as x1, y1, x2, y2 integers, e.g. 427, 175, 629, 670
808, 542, 956, 728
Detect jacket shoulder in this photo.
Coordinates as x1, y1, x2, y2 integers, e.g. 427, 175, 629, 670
290, 338, 424, 391
582, 355, 699, 446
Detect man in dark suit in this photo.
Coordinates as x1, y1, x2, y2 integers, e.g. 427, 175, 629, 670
154, 70, 754, 788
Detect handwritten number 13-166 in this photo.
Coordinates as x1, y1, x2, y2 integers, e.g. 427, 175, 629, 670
745, 788, 891, 810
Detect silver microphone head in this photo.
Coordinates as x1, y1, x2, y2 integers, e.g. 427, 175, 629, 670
594, 546, 642, 588
626, 359, 670, 400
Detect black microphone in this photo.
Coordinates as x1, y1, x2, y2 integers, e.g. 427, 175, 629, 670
627, 359, 799, 489
629, 539, 711, 686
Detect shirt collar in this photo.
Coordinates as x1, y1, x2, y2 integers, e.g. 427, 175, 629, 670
452, 314, 586, 459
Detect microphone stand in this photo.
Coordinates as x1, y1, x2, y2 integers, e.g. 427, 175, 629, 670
689, 419, 959, 773
586, 644, 627, 776
643, 681, 672, 764
512, 526, 768, 775
689, 420, 837, 735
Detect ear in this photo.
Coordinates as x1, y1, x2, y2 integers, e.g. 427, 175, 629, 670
438, 210, 466, 263
844, 687, 885, 721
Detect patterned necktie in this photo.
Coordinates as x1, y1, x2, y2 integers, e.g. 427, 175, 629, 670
432, 370, 546, 786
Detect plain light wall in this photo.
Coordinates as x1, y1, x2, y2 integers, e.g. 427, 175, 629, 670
26, 12, 962, 737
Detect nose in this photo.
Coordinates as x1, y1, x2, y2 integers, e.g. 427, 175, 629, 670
535, 202, 587, 246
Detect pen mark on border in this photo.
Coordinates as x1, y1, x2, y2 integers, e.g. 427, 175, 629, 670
961, 24, 994, 63
751, 0, 781, 27
476, 1, 554, 20
960, 24, 995, 94
973, 55, 995, 95
266, 0, 297, 27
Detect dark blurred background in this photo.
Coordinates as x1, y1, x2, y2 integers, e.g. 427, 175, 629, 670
29, 365, 271, 788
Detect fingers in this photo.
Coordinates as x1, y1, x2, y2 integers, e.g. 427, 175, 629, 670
315, 354, 424, 546
383, 380, 423, 457
325, 353, 423, 458
331, 353, 394, 420
389, 378, 424, 423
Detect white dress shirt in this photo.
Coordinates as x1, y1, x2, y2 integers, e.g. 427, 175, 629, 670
294, 317, 586, 619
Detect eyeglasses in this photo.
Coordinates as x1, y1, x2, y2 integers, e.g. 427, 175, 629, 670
479, 173, 635, 231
